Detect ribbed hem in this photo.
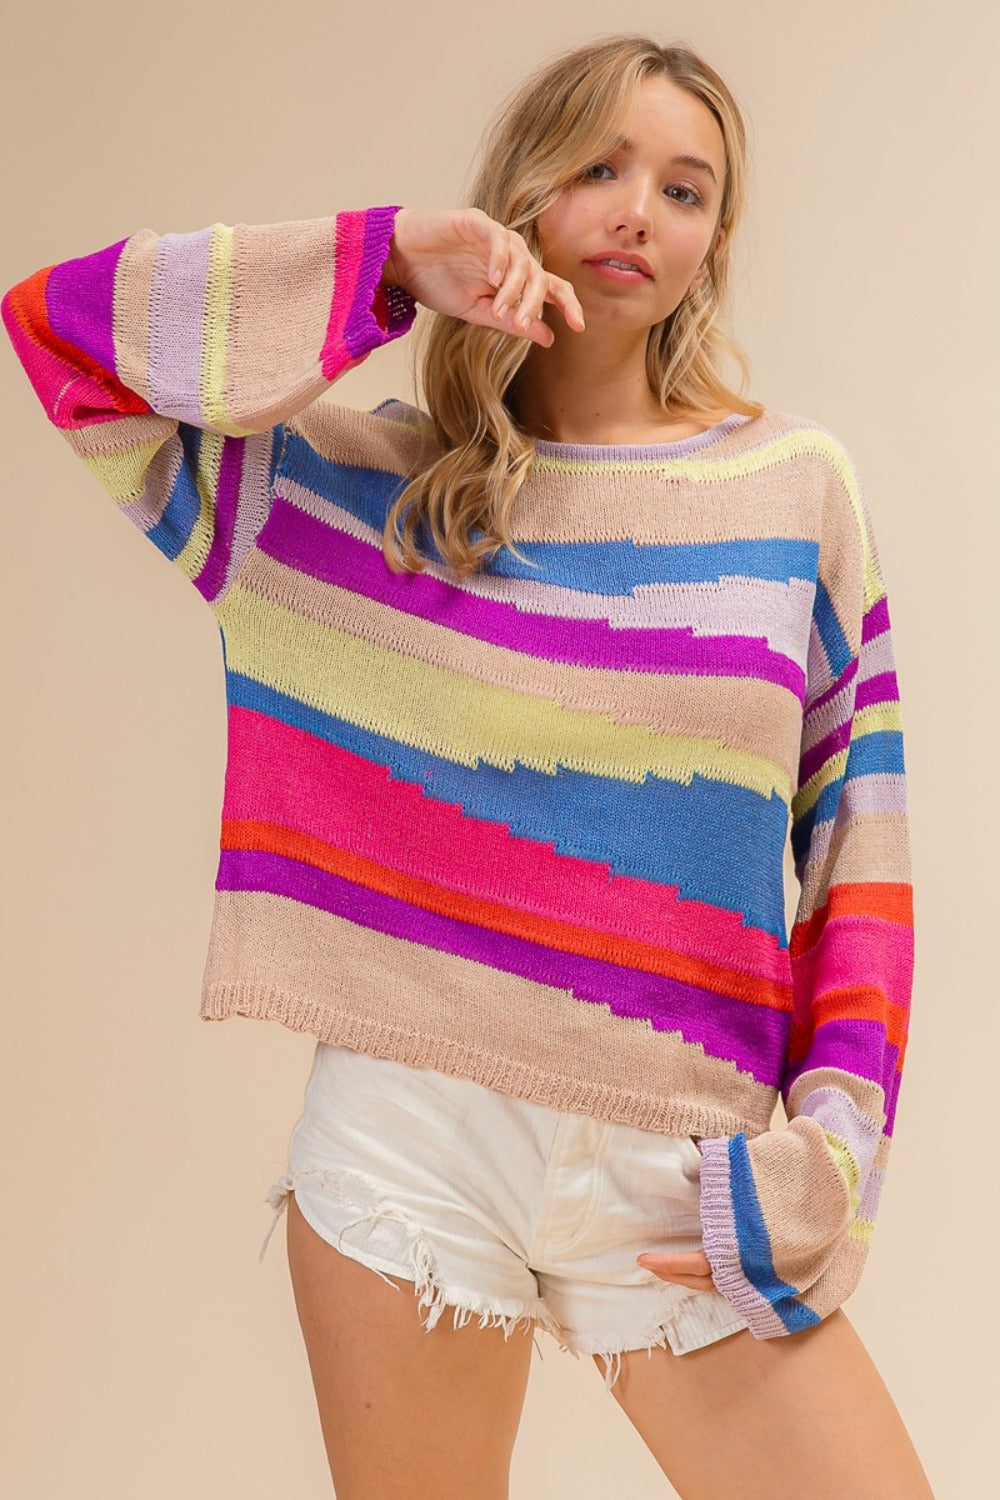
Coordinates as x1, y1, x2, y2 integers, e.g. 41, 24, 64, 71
200, 980, 761, 1140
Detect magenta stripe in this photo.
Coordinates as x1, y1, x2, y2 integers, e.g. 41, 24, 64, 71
193, 434, 245, 601
856, 668, 900, 711
46, 238, 127, 378
258, 504, 804, 686
797, 716, 852, 788
862, 594, 890, 644
216, 846, 792, 1081
782, 1018, 899, 1122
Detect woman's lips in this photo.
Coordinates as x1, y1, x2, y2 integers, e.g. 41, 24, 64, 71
583, 259, 651, 282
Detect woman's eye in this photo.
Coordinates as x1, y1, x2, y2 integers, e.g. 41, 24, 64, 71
581, 163, 702, 207
667, 184, 703, 207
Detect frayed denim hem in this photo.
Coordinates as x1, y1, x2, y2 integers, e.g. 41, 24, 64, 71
259, 1165, 571, 1359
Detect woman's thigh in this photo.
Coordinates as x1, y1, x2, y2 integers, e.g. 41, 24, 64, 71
286, 1193, 534, 1500
599, 1307, 936, 1500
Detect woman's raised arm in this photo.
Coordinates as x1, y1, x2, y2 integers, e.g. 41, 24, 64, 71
1, 207, 417, 607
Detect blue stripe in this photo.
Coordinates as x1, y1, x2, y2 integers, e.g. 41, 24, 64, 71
729, 1133, 822, 1334
278, 429, 821, 594
146, 422, 204, 564
225, 671, 791, 940
811, 577, 853, 680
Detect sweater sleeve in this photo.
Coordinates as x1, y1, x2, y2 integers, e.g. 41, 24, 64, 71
0, 207, 417, 607
695, 437, 915, 1339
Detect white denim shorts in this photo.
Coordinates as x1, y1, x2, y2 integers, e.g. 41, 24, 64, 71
259, 1041, 749, 1391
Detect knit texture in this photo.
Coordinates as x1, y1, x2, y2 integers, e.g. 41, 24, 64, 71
2, 204, 914, 1340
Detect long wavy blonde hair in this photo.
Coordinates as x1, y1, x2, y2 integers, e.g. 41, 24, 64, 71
382, 32, 766, 578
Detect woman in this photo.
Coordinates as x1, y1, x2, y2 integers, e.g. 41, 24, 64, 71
3, 32, 931, 1500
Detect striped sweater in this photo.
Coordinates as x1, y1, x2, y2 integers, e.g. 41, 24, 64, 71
2, 203, 914, 1341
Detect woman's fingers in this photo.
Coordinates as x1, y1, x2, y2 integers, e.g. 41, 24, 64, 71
637, 1249, 715, 1291
490, 262, 584, 342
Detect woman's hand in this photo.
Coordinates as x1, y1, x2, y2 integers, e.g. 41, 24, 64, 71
637, 1249, 716, 1293
383, 206, 586, 348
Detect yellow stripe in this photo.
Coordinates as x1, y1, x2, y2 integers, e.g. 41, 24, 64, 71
855, 700, 904, 737
219, 584, 793, 797
201, 222, 236, 434
81, 436, 170, 506
174, 428, 225, 583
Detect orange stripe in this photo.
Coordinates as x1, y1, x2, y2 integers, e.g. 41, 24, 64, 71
222, 816, 794, 1013
786, 984, 909, 1063
790, 881, 913, 957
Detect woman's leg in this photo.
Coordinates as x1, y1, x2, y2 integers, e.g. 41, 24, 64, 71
285, 1193, 535, 1500
594, 1308, 935, 1499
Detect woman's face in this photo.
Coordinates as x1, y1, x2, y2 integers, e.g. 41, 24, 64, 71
534, 75, 727, 331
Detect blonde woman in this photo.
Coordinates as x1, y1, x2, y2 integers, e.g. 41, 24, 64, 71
3, 32, 931, 1500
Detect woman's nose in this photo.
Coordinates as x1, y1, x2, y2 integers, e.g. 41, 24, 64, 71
608, 183, 655, 234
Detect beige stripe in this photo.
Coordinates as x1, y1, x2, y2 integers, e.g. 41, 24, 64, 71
199, 888, 778, 1138
223, 218, 341, 434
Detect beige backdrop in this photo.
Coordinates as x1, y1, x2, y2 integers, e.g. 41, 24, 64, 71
1, 2, 994, 1496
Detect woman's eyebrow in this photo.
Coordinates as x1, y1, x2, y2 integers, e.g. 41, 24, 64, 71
611, 134, 718, 186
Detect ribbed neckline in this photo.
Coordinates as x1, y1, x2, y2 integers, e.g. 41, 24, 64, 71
531, 411, 752, 461
372, 400, 756, 467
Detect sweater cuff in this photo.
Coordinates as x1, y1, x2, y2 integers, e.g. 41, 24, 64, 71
332, 205, 417, 367
696, 1117, 855, 1339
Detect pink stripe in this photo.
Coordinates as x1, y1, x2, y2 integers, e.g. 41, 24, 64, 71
222, 705, 793, 983
790, 914, 913, 1014
321, 212, 364, 377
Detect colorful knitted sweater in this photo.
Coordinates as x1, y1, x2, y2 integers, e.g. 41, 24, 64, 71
2, 204, 914, 1341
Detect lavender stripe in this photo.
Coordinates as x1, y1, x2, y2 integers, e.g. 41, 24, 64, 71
793, 1084, 883, 1177
147, 227, 213, 427
260, 505, 803, 687
533, 412, 751, 462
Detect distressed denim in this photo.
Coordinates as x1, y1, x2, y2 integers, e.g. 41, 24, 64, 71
260, 1041, 749, 1391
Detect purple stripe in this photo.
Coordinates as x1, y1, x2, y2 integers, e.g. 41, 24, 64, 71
343, 206, 402, 361
215, 846, 792, 1082
193, 434, 245, 602
46, 238, 127, 377
797, 713, 852, 789
798, 665, 900, 787
782, 1018, 899, 1118
884, 1058, 902, 1135
804, 653, 858, 719
862, 594, 890, 645
259, 504, 804, 686
856, 668, 899, 712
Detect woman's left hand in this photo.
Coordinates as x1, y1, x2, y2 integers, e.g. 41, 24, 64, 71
636, 1249, 716, 1292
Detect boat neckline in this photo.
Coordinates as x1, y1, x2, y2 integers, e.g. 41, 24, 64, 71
373, 401, 757, 462
531, 411, 753, 460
